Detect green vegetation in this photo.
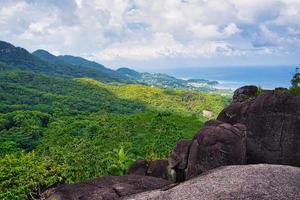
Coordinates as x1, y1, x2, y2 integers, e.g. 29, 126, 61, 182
1, 40, 229, 92
257, 86, 264, 96
116, 67, 220, 91
290, 67, 300, 95
0, 62, 230, 199
0, 41, 132, 83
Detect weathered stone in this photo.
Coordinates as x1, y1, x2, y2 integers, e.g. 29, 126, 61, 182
46, 175, 171, 200
218, 87, 300, 166
123, 164, 300, 200
147, 160, 169, 180
127, 160, 148, 176
168, 140, 191, 182
168, 140, 191, 170
233, 85, 258, 102
186, 120, 247, 179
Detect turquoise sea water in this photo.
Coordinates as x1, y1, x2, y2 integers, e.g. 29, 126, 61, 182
167, 66, 298, 90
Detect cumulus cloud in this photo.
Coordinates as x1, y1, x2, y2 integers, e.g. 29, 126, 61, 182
0, 0, 299, 67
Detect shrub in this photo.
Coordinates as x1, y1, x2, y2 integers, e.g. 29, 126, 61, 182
289, 67, 300, 95
0, 152, 66, 200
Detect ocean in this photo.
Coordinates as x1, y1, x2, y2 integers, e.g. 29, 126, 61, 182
167, 66, 298, 90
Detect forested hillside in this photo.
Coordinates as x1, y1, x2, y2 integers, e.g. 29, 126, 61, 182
0, 41, 132, 83
117, 67, 219, 91
1, 41, 225, 92
0, 43, 230, 199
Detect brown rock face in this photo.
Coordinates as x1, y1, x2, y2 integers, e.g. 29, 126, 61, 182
233, 85, 258, 102
168, 140, 191, 182
218, 87, 300, 166
46, 175, 171, 200
123, 164, 300, 200
127, 121, 247, 182
127, 160, 169, 180
147, 160, 169, 180
127, 160, 148, 176
168, 140, 191, 170
185, 120, 247, 179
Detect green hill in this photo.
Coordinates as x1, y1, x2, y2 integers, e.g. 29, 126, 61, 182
116, 67, 142, 80
0, 41, 131, 83
1, 41, 223, 91
117, 67, 220, 91
32, 49, 63, 65
57, 55, 131, 82
0, 62, 229, 199
0, 41, 230, 199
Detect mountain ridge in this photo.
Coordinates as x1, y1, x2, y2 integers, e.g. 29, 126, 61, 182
116, 67, 219, 91
1, 40, 221, 91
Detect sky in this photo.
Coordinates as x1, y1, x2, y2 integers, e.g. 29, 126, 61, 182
0, 0, 300, 71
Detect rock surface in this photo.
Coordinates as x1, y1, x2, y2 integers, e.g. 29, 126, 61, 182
233, 85, 258, 102
185, 120, 247, 179
127, 160, 169, 180
147, 160, 169, 180
123, 164, 300, 200
128, 120, 247, 182
218, 86, 300, 166
46, 86, 300, 200
127, 160, 148, 176
168, 140, 191, 182
168, 140, 191, 170
46, 175, 171, 200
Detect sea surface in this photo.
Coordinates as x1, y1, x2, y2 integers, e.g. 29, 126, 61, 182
167, 66, 297, 90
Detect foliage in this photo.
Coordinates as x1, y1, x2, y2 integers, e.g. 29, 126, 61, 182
0, 152, 66, 200
0, 111, 50, 151
290, 67, 300, 95
257, 86, 264, 96
0, 41, 131, 83
0, 63, 230, 199
117, 67, 220, 91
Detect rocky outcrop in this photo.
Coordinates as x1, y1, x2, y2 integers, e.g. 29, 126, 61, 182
128, 120, 247, 182
123, 164, 300, 200
46, 86, 300, 200
46, 175, 171, 200
127, 160, 148, 176
127, 160, 169, 180
233, 85, 258, 102
168, 140, 191, 182
218, 86, 300, 166
127, 86, 300, 182
185, 120, 247, 179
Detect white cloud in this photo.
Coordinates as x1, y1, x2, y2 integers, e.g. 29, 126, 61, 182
93, 32, 236, 61
223, 23, 241, 37
0, 0, 299, 67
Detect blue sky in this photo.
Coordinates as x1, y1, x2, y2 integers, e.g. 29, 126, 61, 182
0, 0, 299, 70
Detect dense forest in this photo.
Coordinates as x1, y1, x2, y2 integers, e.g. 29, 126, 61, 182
1, 41, 299, 200
0, 59, 230, 199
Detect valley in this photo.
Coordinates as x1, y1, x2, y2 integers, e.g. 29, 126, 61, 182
0, 41, 230, 199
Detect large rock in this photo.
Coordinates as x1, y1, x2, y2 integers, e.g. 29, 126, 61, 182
127, 160, 148, 176
123, 164, 300, 200
185, 120, 247, 179
233, 85, 258, 102
218, 87, 300, 166
128, 121, 247, 182
168, 140, 191, 182
46, 175, 171, 200
147, 160, 169, 180
168, 140, 191, 170
127, 160, 169, 180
